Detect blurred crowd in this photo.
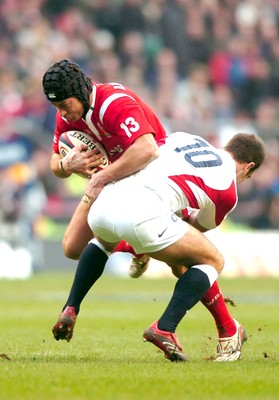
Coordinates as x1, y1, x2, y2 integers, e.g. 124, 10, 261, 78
1, 0, 279, 270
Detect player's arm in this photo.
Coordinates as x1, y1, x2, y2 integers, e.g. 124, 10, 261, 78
51, 152, 72, 178
178, 208, 209, 232
187, 209, 210, 232
180, 207, 216, 232
97, 133, 159, 181
85, 133, 159, 202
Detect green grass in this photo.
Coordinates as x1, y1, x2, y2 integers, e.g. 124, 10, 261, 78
0, 273, 278, 400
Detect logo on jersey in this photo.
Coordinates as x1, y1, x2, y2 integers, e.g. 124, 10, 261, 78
108, 145, 124, 157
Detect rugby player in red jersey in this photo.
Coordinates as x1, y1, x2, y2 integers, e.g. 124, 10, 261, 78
43, 59, 251, 361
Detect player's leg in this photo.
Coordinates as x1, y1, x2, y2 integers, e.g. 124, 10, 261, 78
201, 282, 238, 337
52, 237, 119, 341
63, 200, 93, 259
201, 283, 247, 361
143, 224, 224, 362
52, 181, 125, 342
150, 224, 224, 329
170, 264, 246, 361
63, 200, 149, 278
171, 265, 239, 336
63, 238, 115, 314
53, 186, 117, 340
113, 241, 150, 278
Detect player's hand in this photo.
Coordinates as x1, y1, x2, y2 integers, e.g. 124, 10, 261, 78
84, 172, 106, 205
63, 144, 105, 176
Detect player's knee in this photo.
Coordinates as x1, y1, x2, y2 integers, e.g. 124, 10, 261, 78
62, 238, 82, 260
170, 265, 188, 278
213, 251, 224, 274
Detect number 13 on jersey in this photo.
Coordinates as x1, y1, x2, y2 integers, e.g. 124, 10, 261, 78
120, 117, 140, 138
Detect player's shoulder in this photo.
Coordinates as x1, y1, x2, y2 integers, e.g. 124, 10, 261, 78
94, 82, 139, 121
96, 82, 128, 94
95, 82, 137, 102
167, 131, 222, 151
165, 131, 203, 146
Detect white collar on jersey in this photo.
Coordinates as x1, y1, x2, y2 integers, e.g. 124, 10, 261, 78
89, 84, 96, 111
83, 84, 102, 140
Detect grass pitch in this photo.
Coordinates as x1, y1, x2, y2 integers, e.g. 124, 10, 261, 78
0, 272, 278, 400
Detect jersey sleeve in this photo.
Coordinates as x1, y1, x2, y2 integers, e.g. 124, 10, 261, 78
52, 113, 73, 154
196, 205, 223, 230
52, 128, 60, 154
196, 186, 238, 230
100, 93, 160, 145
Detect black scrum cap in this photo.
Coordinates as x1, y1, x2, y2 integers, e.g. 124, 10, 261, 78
42, 59, 92, 110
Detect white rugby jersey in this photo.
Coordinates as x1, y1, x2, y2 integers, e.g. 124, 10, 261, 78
136, 131, 238, 230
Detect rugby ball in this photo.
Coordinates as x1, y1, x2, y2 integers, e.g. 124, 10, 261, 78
58, 130, 109, 177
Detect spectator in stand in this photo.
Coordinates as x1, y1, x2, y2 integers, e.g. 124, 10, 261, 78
254, 98, 279, 142
0, 129, 47, 272
267, 179, 279, 229
153, 48, 178, 126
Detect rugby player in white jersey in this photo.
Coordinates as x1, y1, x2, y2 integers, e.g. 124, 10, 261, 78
58, 131, 266, 362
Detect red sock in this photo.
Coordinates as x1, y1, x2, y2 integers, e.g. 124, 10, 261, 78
201, 281, 236, 338
113, 241, 144, 259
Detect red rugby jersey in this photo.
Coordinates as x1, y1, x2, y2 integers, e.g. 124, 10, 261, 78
52, 82, 166, 162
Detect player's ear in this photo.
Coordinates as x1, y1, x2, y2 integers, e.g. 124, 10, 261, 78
245, 162, 256, 178
247, 161, 255, 171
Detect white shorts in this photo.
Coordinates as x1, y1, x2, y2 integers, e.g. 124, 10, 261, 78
88, 178, 189, 254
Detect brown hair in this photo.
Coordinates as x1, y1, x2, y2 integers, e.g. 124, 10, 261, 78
224, 133, 266, 172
